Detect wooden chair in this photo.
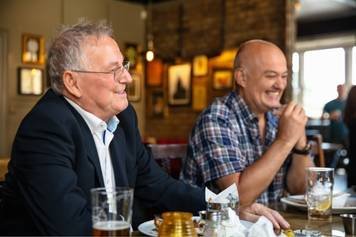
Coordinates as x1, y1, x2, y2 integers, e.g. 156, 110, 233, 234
309, 134, 325, 167
0, 158, 10, 182
148, 144, 187, 179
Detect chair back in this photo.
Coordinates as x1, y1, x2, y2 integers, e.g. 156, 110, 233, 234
0, 158, 9, 182
148, 144, 187, 179
309, 134, 325, 167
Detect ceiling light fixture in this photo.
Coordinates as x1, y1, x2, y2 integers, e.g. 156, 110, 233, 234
145, 0, 154, 62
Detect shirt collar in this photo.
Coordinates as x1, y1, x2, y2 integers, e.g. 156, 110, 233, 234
231, 92, 278, 128
64, 97, 120, 134
229, 92, 258, 124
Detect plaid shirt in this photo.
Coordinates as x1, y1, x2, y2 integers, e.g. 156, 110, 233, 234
180, 92, 289, 204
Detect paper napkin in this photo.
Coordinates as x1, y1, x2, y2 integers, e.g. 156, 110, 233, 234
222, 208, 286, 237
205, 183, 239, 204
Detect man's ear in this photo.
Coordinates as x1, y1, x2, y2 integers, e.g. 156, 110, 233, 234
62, 71, 81, 98
235, 69, 247, 88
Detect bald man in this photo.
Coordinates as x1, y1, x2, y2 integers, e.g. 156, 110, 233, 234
180, 39, 314, 206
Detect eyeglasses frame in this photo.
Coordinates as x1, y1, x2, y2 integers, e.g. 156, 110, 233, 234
70, 61, 130, 81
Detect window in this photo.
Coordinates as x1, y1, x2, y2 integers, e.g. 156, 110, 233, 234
353, 46, 356, 85
303, 48, 345, 118
292, 52, 300, 96
293, 36, 355, 119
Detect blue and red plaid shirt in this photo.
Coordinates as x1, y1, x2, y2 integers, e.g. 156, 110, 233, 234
180, 92, 289, 204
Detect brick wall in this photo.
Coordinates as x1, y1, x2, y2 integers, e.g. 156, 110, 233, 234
145, 0, 295, 141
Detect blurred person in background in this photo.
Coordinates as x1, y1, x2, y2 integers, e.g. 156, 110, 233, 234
322, 84, 348, 145
343, 85, 356, 188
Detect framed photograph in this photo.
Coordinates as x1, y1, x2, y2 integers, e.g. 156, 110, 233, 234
212, 68, 233, 90
127, 71, 141, 102
168, 63, 191, 106
124, 42, 138, 68
22, 33, 45, 65
193, 55, 208, 77
192, 77, 207, 111
151, 90, 165, 117
146, 59, 163, 87
17, 67, 44, 95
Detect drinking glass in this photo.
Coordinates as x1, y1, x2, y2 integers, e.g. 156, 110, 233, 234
306, 167, 334, 220
91, 187, 134, 237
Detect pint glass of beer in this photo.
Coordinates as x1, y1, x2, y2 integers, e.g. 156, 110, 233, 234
306, 167, 334, 221
91, 187, 134, 237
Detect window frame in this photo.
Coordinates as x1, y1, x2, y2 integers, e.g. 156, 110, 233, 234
293, 34, 356, 118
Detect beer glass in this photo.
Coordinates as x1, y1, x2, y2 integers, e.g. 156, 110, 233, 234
91, 187, 134, 237
306, 167, 334, 220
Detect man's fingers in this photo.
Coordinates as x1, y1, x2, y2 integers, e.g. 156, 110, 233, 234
282, 101, 297, 115
271, 209, 290, 229
259, 207, 281, 230
240, 203, 290, 231
239, 210, 260, 223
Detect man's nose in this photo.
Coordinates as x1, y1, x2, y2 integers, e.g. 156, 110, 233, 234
117, 70, 133, 84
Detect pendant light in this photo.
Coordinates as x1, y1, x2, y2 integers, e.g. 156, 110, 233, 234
146, 0, 154, 62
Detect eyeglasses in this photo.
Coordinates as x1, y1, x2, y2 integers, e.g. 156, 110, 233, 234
70, 61, 130, 81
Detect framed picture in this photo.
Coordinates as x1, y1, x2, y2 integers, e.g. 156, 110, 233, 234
127, 71, 141, 102
168, 63, 191, 106
17, 67, 44, 95
192, 77, 207, 111
193, 55, 208, 77
146, 59, 163, 87
124, 42, 138, 68
151, 90, 165, 117
22, 33, 45, 65
212, 68, 233, 90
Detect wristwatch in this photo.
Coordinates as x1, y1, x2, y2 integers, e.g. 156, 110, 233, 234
292, 143, 312, 155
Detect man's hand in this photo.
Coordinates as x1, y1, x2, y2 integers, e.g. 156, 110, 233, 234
239, 203, 290, 232
277, 102, 308, 148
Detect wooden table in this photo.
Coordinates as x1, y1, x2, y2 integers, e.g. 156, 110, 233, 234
270, 202, 348, 237
133, 202, 349, 236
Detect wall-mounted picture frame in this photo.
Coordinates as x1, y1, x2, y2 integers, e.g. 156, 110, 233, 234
168, 63, 191, 106
127, 71, 141, 102
146, 59, 163, 87
193, 55, 208, 77
212, 68, 233, 90
124, 42, 138, 68
151, 90, 165, 118
22, 33, 45, 65
17, 67, 44, 95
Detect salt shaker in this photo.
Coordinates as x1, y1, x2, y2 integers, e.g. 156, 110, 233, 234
202, 210, 225, 237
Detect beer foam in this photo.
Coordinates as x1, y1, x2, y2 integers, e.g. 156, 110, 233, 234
94, 220, 130, 230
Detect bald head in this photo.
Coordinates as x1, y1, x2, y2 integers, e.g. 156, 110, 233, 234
234, 40, 286, 70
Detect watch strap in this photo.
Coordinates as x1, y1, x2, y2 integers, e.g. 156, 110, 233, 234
292, 143, 312, 155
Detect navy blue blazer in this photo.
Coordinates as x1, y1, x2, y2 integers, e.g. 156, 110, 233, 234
0, 89, 205, 235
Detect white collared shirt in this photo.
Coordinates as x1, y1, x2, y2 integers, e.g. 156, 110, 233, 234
65, 97, 119, 191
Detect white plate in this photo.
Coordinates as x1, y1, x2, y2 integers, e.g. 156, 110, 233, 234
281, 194, 356, 214
137, 220, 157, 237
138, 216, 252, 237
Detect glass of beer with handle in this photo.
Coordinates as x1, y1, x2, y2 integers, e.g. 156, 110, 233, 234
91, 187, 134, 237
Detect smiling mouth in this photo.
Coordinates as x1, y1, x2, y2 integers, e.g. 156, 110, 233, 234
266, 91, 280, 97
117, 90, 127, 96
